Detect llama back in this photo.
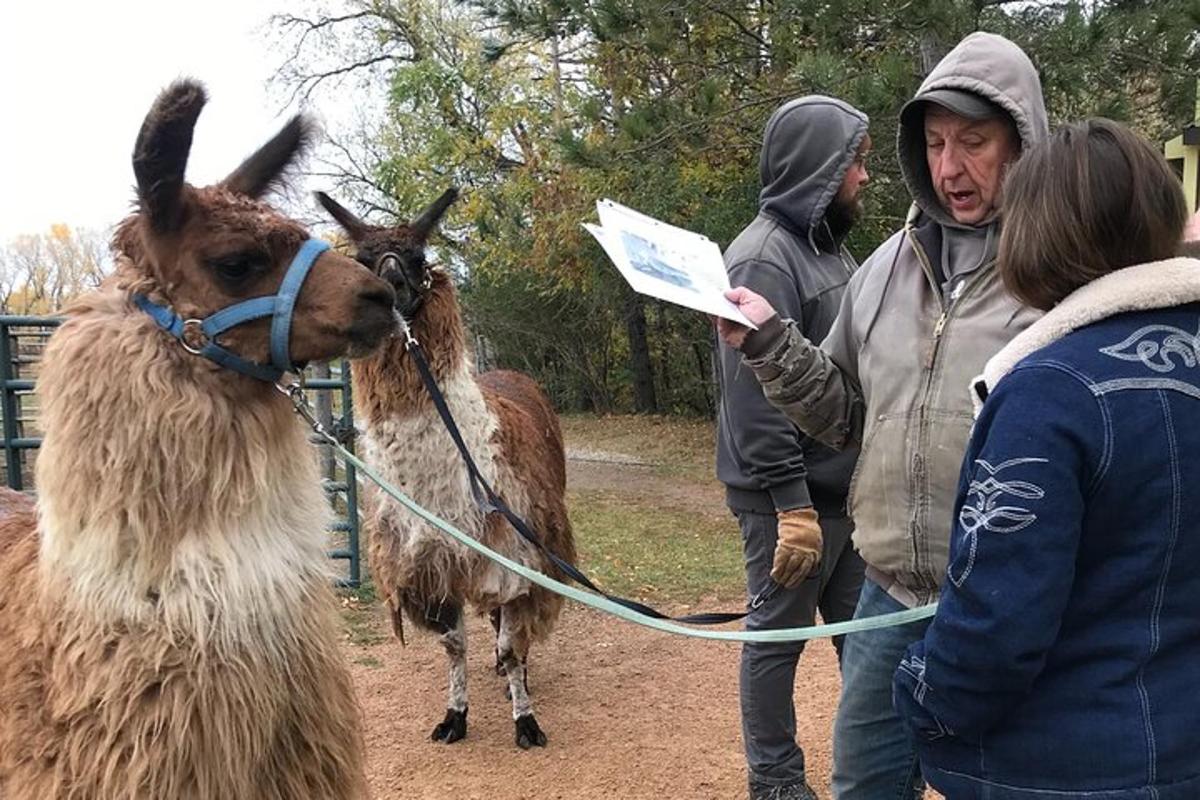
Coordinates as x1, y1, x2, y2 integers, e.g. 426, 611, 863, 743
478, 369, 575, 570
0, 487, 33, 556
478, 369, 567, 493
0, 494, 39, 789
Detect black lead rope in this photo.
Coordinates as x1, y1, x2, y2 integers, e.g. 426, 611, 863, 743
405, 339, 779, 625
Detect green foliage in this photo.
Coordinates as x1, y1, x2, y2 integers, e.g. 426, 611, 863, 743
294, 0, 1200, 414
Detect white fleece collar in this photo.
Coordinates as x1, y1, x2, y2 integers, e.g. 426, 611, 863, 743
971, 257, 1200, 414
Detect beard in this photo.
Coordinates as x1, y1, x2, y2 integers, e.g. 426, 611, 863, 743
824, 194, 863, 243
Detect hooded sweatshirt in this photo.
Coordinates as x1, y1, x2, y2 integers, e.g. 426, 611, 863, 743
716, 95, 869, 516
739, 33, 1048, 598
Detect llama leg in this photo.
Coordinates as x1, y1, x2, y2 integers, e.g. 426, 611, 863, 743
489, 607, 505, 676
497, 605, 547, 749
428, 601, 469, 744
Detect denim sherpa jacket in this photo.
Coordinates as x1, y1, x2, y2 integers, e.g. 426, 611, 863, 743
894, 258, 1200, 799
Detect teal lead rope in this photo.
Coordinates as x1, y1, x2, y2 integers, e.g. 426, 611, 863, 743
279, 381, 937, 643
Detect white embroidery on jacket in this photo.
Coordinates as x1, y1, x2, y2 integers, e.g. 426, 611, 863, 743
1099, 323, 1200, 373
951, 457, 1048, 587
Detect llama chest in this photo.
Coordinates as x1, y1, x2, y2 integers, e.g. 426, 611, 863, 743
38, 474, 335, 650
359, 384, 540, 604
361, 412, 496, 531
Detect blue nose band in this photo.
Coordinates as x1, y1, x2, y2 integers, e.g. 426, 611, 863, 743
132, 238, 330, 383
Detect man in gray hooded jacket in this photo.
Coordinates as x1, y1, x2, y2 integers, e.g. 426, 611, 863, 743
716, 95, 871, 800
718, 33, 1048, 799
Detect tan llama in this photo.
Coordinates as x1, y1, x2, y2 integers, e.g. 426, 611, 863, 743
0, 80, 397, 799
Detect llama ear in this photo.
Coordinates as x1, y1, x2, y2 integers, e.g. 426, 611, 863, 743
222, 114, 317, 199
133, 79, 207, 233
314, 191, 371, 242
410, 187, 459, 241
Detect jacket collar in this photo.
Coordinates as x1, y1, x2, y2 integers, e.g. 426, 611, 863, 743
972, 257, 1200, 413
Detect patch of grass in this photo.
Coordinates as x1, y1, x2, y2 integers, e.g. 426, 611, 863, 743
353, 655, 384, 669
338, 580, 388, 648
569, 488, 743, 604
345, 579, 378, 605
341, 607, 387, 648
559, 413, 716, 482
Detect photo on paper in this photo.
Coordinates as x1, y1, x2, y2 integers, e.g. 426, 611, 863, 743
582, 199, 756, 329
619, 230, 698, 292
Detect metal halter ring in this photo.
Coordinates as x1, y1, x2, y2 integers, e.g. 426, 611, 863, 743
180, 319, 209, 355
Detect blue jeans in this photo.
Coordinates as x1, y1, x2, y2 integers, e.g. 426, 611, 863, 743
832, 578, 931, 800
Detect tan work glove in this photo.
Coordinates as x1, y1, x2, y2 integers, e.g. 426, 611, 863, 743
772, 507, 822, 588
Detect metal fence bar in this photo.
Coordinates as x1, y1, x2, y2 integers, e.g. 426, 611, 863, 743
0, 323, 20, 490
0, 315, 363, 586
340, 363, 362, 586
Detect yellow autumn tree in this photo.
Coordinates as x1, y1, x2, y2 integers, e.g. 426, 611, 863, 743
0, 225, 109, 314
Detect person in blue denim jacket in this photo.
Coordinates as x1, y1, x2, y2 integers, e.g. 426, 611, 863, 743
893, 118, 1200, 798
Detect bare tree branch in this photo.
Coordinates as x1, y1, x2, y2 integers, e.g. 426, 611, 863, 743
694, 0, 768, 48
284, 53, 412, 106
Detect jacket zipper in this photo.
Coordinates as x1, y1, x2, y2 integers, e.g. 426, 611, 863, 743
906, 230, 992, 587
927, 312, 948, 369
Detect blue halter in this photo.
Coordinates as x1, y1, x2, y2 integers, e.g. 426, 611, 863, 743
132, 238, 330, 383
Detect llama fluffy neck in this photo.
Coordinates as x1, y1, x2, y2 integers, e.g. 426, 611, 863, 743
357, 346, 497, 486
352, 282, 470, 426
34, 287, 331, 648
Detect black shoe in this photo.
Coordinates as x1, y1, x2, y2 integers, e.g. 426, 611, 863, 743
748, 778, 818, 800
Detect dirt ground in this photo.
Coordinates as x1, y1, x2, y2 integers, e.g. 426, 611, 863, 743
342, 451, 855, 800
347, 603, 843, 800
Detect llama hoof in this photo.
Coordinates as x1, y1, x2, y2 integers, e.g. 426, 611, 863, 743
431, 708, 468, 744
514, 714, 547, 749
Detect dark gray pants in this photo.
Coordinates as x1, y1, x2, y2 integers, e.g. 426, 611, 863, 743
735, 508, 864, 787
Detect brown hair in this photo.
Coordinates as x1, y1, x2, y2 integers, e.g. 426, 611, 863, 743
999, 118, 1188, 310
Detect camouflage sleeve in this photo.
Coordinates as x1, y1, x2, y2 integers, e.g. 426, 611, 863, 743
743, 277, 866, 451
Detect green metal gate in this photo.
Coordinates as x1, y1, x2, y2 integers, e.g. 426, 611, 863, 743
0, 315, 364, 587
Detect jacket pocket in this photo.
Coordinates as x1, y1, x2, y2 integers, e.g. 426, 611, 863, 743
920, 411, 977, 581
847, 413, 912, 572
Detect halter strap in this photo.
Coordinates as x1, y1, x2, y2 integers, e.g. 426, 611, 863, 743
270, 238, 329, 370
132, 238, 331, 382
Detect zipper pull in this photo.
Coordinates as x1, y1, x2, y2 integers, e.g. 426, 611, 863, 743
926, 312, 948, 369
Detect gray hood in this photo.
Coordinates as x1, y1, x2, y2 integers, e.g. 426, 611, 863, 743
898, 32, 1049, 227
759, 95, 869, 252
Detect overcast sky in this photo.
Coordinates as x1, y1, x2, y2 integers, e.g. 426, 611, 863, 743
0, 0, 355, 243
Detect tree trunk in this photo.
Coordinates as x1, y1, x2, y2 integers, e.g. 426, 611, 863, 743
654, 301, 670, 409
624, 288, 658, 413
919, 30, 945, 77
693, 336, 715, 417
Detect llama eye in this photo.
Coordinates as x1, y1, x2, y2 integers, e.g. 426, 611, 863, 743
208, 252, 266, 283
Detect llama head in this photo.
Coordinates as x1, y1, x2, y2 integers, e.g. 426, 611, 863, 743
314, 188, 458, 321
116, 79, 396, 371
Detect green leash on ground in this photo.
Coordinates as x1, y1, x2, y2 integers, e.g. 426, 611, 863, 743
328, 437, 937, 643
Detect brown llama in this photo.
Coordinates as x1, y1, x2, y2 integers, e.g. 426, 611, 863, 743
0, 80, 397, 800
317, 189, 575, 749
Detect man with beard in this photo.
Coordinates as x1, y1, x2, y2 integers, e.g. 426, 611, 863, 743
715, 95, 871, 800
717, 33, 1049, 799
